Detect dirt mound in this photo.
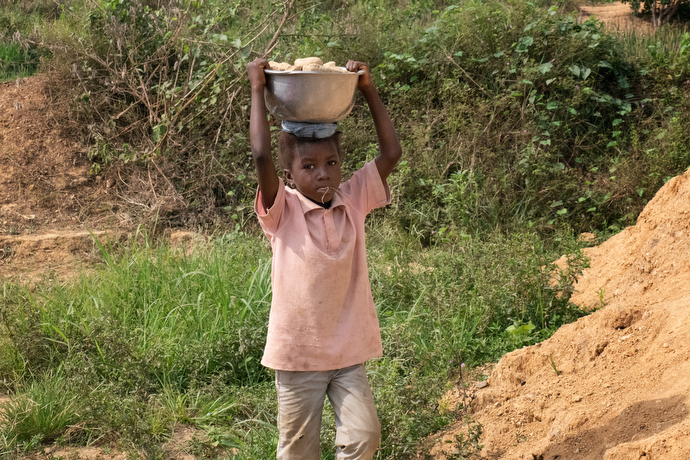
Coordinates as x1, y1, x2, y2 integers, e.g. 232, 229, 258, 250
0, 76, 117, 279
431, 168, 690, 459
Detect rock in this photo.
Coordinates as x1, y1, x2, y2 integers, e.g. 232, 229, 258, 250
547, 427, 562, 441
475, 380, 489, 389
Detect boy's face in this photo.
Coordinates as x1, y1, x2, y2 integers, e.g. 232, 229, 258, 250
285, 139, 342, 204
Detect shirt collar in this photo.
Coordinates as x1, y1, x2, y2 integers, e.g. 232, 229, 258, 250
293, 187, 345, 214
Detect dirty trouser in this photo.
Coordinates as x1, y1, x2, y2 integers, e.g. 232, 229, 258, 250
275, 363, 381, 460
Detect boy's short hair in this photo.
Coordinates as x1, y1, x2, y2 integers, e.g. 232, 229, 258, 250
278, 131, 343, 172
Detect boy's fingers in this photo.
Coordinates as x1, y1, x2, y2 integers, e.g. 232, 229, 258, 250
346, 60, 368, 73
248, 58, 269, 70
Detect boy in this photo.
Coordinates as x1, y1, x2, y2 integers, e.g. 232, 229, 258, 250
247, 57, 402, 460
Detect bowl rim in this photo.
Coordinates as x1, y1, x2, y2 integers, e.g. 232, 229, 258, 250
265, 68, 365, 75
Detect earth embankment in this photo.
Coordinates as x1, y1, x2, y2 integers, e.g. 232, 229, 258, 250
0, 76, 115, 278
432, 167, 690, 459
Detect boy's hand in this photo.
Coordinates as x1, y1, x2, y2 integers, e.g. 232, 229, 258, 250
346, 60, 374, 93
247, 58, 269, 91
346, 60, 402, 182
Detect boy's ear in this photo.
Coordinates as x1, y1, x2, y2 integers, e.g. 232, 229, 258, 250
284, 169, 293, 182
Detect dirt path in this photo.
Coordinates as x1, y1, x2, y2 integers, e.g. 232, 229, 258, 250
578, 1, 651, 31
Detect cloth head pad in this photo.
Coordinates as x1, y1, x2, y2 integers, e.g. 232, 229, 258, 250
281, 121, 338, 139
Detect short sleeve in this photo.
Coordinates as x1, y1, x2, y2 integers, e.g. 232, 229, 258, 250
339, 160, 391, 215
254, 178, 286, 236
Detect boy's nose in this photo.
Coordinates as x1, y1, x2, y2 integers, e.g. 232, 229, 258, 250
317, 167, 329, 180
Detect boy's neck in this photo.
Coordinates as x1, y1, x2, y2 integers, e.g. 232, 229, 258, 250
305, 195, 332, 209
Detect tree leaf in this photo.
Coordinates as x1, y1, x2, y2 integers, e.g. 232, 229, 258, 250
538, 62, 553, 74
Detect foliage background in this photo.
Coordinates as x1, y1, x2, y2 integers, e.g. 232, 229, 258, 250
3, 0, 686, 235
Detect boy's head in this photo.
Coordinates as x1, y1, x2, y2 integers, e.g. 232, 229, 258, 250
279, 130, 343, 204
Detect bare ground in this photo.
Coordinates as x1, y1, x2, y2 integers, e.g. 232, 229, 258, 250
0, 76, 123, 280
428, 168, 690, 459
578, 2, 651, 31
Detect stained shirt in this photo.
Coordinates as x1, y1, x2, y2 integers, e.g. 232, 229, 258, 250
255, 160, 391, 371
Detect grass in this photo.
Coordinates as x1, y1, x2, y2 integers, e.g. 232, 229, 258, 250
0, 1, 48, 82
0, 224, 588, 458
0, 41, 38, 82
0, 372, 79, 450
615, 22, 690, 62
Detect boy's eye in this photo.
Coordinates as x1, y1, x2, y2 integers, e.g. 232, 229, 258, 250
327, 160, 338, 166
303, 164, 314, 170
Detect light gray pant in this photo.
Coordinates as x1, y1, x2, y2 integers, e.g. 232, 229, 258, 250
275, 363, 381, 460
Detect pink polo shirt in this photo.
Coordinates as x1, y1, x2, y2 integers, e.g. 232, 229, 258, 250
255, 160, 391, 371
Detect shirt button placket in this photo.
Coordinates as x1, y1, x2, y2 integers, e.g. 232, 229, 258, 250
324, 209, 337, 253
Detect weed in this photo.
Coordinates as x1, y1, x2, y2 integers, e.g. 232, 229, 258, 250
441, 417, 483, 460
0, 372, 81, 452
597, 288, 608, 309
548, 354, 561, 376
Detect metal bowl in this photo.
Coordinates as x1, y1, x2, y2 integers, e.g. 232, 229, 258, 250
263, 69, 363, 123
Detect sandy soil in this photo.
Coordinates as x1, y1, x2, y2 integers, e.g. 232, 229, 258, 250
429, 168, 690, 459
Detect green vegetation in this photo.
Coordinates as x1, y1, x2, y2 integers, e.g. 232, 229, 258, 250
0, 41, 37, 81
0, 1, 52, 81
32, 0, 690, 233
1, 0, 690, 458
1, 228, 586, 458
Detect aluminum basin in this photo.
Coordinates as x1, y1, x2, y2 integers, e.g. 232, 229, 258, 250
264, 69, 363, 123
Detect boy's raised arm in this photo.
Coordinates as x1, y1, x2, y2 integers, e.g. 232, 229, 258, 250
248, 58, 280, 210
346, 61, 403, 182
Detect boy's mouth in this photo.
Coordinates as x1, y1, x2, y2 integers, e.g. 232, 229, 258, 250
316, 186, 337, 203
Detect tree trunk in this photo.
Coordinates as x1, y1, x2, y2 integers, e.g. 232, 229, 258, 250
651, 0, 684, 28
659, 0, 682, 27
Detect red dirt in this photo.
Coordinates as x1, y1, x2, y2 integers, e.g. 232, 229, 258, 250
430, 168, 690, 459
0, 76, 116, 279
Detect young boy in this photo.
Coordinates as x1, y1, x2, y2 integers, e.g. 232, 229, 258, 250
247, 57, 402, 460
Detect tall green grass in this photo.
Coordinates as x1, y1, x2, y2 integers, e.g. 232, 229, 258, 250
0, 226, 587, 458
0, 0, 50, 82
616, 23, 690, 62
0, 41, 37, 81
